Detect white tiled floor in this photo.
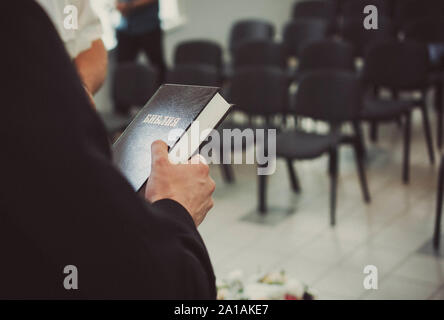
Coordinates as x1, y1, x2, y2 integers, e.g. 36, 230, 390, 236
199, 111, 443, 300
362, 275, 439, 300
431, 285, 444, 300
392, 254, 444, 284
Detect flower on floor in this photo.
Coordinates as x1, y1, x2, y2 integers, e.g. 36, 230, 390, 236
217, 270, 316, 300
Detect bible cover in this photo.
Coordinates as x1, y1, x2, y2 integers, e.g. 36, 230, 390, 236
113, 84, 231, 191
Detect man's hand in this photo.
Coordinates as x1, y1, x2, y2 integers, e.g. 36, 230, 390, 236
74, 39, 108, 97
145, 140, 215, 227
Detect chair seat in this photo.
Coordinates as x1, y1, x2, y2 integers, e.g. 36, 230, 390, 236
428, 72, 444, 84
360, 98, 414, 121
219, 120, 279, 152
276, 130, 340, 160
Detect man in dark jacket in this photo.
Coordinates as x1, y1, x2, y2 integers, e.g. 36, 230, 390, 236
0, 0, 216, 299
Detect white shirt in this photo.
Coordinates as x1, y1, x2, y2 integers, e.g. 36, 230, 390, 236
36, 0, 103, 59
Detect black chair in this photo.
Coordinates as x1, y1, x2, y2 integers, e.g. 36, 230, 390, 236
222, 67, 289, 150
294, 39, 356, 129
297, 39, 355, 77
361, 40, 435, 183
229, 19, 275, 53
394, 0, 444, 31
174, 40, 223, 71
166, 64, 222, 87
219, 67, 290, 183
112, 62, 158, 115
231, 40, 289, 120
292, 0, 336, 32
229, 67, 289, 121
259, 70, 370, 226
283, 19, 329, 59
341, 16, 395, 58
404, 18, 444, 45
331, 0, 345, 15
434, 154, 444, 249
404, 18, 444, 149
232, 39, 287, 70
342, 0, 391, 18
223, 66, 288, 140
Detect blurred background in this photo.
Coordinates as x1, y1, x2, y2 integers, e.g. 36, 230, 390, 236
91, 0, 444, 299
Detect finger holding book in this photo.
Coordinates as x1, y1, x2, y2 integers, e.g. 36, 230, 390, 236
145, 140, 215, 227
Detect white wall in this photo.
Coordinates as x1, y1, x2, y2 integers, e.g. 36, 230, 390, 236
163, 0, 295, 64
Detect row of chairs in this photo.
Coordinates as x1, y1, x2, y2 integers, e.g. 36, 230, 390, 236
112, 39, 436, 177
292, 0, 444, 32
225, 40, 436, 226
168, 8, 444, 149
168, 37, 438, 160
108, 4, 442, 228
171, 12, 444, 69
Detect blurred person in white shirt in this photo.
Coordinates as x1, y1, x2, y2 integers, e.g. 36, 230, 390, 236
36, 0, 108, 107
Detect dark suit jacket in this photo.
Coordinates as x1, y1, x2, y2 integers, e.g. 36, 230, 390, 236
0, 0, 216, 299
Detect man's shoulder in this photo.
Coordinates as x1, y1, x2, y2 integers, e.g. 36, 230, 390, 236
2, 0, 55, 35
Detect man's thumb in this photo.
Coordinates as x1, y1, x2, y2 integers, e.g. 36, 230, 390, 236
151, 140, 169, 165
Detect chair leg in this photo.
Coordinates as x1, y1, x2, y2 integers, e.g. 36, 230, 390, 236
438, 105, 443, 150
329, 149, 338, 226
420, 104, 435, 165
258, 166, 267, 215
353, 139, 371, 203
373, 85, 379, 97
370, 121, 378, 143
286, 159, 301, 193
219, 142, 235, 183
434, 157, 444, 249
352, 121, 367, 159
403, 111, 412, 184
436, 83, 443, 149
220, 164, 235, 183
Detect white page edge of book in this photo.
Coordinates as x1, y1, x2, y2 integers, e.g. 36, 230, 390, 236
169, 93, 230, 164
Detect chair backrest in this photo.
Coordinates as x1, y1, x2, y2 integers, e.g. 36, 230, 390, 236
283, 18, 328, 58
342, 0, 391, 18
395, 0, 444, 30
292, 0, 335, 22
362, 40, 429, 90
166, 65, 222, 87
341, 15, 395, 57
230, 67, 289, 116
112, 63, 158, 107
174, 40, 223, 70
404, 18, 444, 44
233, 39, 287, 69
229, 19, 275, 53
323, 0, 340, 15
295, 70, 362, 123
298, 39, 355, 75
404, 18, 444, 68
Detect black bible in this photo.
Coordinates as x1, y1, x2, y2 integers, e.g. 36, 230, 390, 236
113, 84, 232, 191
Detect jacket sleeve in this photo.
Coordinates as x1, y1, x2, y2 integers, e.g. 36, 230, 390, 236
0, 0, 215, 299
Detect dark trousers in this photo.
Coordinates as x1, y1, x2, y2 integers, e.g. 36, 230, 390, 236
116, 27, 166, 78
116, 27, 166, 114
